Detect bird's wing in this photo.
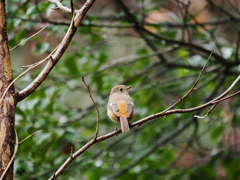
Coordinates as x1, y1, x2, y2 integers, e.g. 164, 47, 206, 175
108, 103, 120, 116
126, 101, 134, 117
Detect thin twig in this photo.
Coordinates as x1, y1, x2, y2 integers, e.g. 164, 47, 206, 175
0, 52, 55, 104
1, 41, 59, 104
162, 53, 212, 113
18, 130, 42, 144
194, 103, 218, 119
117, 0, 167, 63
10, 26, 48, 52
133, 75, 240, 127
70, 145, 74, 158
21, 59, 46, 68
211, 91, 240, 104
82, 77, 100, 140
206, 0, 236, 20
142, 27, 229, 66
48, 0, 75, 14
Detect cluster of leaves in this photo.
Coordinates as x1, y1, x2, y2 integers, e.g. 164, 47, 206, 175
6, 0, 240, 179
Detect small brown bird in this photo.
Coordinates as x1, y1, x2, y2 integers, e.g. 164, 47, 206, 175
107, 85, 135, 132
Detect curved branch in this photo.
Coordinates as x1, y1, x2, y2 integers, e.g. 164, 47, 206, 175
16, 0, 96, 102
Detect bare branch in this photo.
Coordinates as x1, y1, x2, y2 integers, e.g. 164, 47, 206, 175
194, 104, 218, 119
10, 26, 48, 52
18, 130, 42, 144
206, 0, 236, 20
82, 77, 100, 139
162, 53, 212, 113
48, 73, 240, 180
134, 75, 240, 127
143, 27, 230, 66
16, 0, 96, 102
211, 75, 240, 101
226, 0, 240, 15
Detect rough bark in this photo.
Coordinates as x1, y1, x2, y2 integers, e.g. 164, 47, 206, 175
0, 0, 16, 179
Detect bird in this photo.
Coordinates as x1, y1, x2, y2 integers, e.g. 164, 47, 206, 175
107, 85, 134, 132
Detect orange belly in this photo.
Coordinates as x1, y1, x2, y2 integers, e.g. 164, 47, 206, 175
117, 100, 127, 118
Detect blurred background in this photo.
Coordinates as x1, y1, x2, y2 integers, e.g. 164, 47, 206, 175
6, 0, 240, 179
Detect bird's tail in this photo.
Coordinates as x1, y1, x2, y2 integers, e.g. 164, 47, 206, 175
120, 117, 130, 132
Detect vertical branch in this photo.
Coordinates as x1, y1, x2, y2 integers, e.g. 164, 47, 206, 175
0, 0, 16, 179
82, 77, 100, 139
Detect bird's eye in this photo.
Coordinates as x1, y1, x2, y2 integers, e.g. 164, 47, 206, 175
120, 88, 123, 92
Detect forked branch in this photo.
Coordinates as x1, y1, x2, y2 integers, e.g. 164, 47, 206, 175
15, 0, 96, 102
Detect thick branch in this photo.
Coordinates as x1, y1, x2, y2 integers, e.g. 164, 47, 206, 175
16, 0, 96, 101
0, 0, 16, 179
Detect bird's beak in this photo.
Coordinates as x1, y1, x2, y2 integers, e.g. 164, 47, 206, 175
127, 85, 132, 89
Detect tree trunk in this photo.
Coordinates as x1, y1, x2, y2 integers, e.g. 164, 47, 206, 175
0, 0, 16, 179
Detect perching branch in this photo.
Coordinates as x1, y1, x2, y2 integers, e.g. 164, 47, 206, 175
48, 71, 240, 179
